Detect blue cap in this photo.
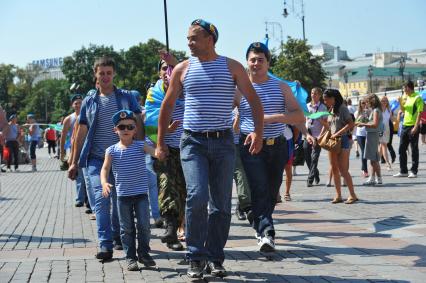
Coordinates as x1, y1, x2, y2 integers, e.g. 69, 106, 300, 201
8, 114, 17, 121
112, 110, 136, 126
130, 90, 141, 99
191, 19, 218, 43
245, 42, 271, 61
71, 94, 83, 102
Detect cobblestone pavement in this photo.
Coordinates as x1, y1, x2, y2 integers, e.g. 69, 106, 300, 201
0, 141, 425, 282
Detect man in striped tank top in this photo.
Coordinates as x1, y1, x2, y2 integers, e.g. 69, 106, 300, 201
238, 42, 305, 253
68, 57, 143, 261
60, 94, 88, 209
157, 19, 264, 278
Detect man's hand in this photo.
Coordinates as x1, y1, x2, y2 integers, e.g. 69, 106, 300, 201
67, 163, 78, 180
411, 125, 419, 135
306, 134, 316, 146
155, 143, 169, 161
244, 132, 263, 154
102, 182, 112, 198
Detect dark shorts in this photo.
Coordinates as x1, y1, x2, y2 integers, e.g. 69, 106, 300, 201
421, 123, 426, 135
341, 134, 352, 150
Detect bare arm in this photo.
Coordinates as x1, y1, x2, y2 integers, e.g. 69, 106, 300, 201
263, 82, 305, 125
60, 116, 71, 160
228, 59, 263, 154
67, 124, 88, 180
144, 144, 157, 158
156, 60, 188, 160
134, 113, 144, 140
101, 153, 113, 197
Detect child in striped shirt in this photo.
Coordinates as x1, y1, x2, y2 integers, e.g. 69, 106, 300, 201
101, 110, 156, 271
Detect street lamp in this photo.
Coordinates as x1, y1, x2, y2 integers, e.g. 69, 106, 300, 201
343, 71, 349, 97
328, 77, 332, 88
367, 65, 373, 93
283, 0, 306, 40
265, 21, 284, 53
399, 56, 406, 83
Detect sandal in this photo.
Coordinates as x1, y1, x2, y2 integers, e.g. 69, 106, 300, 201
331, 197, 343, 204
344, 197, 359, 204
284, 194, 291, 201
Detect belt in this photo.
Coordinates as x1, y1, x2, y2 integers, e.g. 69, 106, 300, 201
240, 134, 286, 146
184, 129, 231, 139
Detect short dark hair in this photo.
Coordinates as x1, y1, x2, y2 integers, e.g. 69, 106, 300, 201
93, 57, 116, 72
404, 80, 414, 90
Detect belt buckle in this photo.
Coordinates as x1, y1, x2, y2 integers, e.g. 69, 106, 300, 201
266, 138, 275, 146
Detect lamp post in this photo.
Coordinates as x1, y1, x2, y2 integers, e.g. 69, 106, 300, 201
283, 0, 306, 40
399, 56, 405, 83
367, 65, 373, 93
343, 71, 349, 97
265, 21, 284, 52
328, 77, 332, 88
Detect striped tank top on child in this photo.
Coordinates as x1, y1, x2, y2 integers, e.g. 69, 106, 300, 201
183, 56, 235, 131
240, 76, 286, 138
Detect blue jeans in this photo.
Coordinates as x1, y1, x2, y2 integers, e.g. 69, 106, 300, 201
76, 168, 87, 204
180, 130, 235, 263
82, 167, 95, 210
240, 137, 288, 238
356, 136, 368, 172
117, 194, 151, 260
87, 158, 120, 251
145, 155, 160, 220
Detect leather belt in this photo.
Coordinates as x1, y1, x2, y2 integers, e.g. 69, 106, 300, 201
184, 129, 231, 139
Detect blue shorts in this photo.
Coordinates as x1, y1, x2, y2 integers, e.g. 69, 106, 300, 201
341, 134, 352, 150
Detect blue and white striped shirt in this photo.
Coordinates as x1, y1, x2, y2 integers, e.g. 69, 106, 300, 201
183, 56, 235, 131
106, 141, 148, 197
240, 76, 286, 138
164, 100, 185, 148
90, 94, 119, 159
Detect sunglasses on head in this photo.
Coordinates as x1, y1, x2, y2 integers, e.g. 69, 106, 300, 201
117, 124, 136, 131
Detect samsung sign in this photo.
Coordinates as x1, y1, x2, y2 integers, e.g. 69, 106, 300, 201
32, 57, 64, 69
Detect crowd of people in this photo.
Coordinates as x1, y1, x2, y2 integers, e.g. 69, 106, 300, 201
0, 18, 425, 279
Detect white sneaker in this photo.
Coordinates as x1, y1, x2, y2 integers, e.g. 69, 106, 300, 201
408, 172, 417, 178
393, 172, 408, 177
259, 236, 275, 253
363, 178, 376, 186
375, 176, 383, 185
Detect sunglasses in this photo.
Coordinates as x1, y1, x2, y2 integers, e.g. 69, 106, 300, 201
117, 124, 136, 131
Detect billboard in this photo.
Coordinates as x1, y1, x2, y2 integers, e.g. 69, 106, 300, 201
32, 57, 64, 69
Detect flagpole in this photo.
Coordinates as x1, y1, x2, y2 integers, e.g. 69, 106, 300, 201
163, 0, 170, 52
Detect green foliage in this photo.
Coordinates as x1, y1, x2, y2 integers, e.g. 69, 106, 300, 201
271, 37, 327, 95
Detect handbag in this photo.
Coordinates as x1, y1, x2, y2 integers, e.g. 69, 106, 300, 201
317, 130, 342, 152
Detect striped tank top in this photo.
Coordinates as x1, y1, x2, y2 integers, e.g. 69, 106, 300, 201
183, 56, 235, 131
240, 76, 286, 138
164, 100, 185, 148
106, 140, 148, 197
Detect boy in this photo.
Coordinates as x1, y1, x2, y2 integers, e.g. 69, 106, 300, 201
101, 110, 156, 271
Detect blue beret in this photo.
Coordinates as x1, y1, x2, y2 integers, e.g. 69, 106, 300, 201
112, 110, 136, 126
27, 113, 35, 119
8, 114, 17, 121
245, 42, 271, 61
71, 94, 83, 102
191, 19, 218, 43
130, 90, 141, 99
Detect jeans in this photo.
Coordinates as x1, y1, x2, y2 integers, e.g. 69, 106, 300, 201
30, 141, 37, 160
76, 168, 87, 204
388, 120, 396, 161
82, 167, 95, 210
303, 140, 321, 183
234, 146, 251, 211
145, 155, 160, 220
180, 130, 235, 263
399, 126, 420, 174
356, 136, 368, 172
87, 158, 120, 251
240, 137, 288, 239
117, 194, 151, 260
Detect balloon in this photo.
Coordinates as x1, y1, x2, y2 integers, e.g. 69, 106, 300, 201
390, 98, 399, 112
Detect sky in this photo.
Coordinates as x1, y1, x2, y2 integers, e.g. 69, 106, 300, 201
1, 0, 425, 67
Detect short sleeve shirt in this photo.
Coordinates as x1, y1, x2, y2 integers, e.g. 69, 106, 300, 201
402, 92, 424, 126
328, 104, 352, 135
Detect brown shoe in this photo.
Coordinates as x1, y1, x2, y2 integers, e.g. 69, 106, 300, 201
344, 198, 359, 204
331, 197, 343, 204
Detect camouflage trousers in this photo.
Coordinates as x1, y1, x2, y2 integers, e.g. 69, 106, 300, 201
153, 147, 187, 225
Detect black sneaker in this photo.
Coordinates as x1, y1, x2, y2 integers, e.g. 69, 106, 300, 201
154, 218, 164, 228
95, 250, 113, 261
138, 253, 156, 267
259, 235, 275, 253
245, 209, 254, 225
75, 201, 83, 207
113, 239, 123, 250
85, 208, 92, 214
187, 260, 205, 278
127, 259, 139, 271
206, 261, 227, 277
235, 208, 246, 220
307, 180, 313, 187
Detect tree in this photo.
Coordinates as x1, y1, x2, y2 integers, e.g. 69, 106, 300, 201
0, 64, 15, 111
271, 37, 327, 96
61, 44, 124, 94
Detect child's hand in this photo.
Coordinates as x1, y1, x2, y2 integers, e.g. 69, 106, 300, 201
102, 183, 113, 198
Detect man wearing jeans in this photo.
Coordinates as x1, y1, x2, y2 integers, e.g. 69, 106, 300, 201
68, 57, 143, 261
393, 80, 424, 178
156, 19, 263, 278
